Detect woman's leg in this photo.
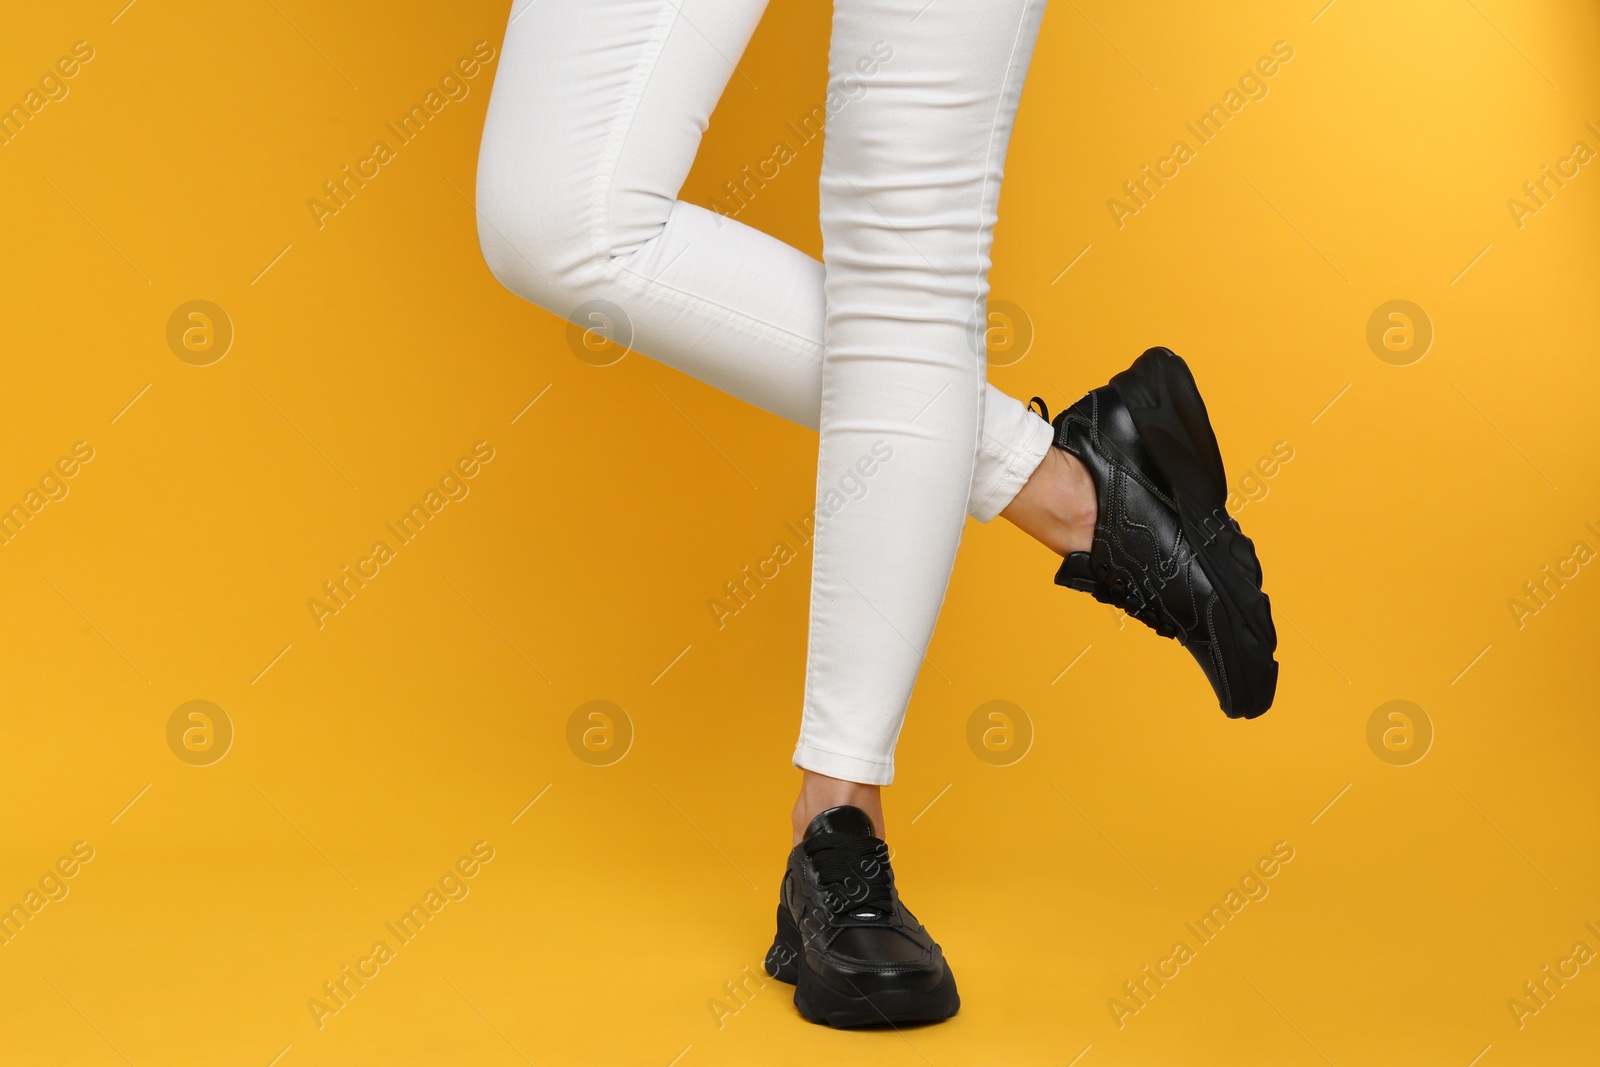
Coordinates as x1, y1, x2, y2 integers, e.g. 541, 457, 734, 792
794, 0, 1051, 789
475, 0, 1054, 524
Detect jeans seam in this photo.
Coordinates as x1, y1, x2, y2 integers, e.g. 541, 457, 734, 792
592, 3, 681, 269
973, 444, 1030, 518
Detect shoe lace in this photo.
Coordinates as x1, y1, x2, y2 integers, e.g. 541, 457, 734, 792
1091, 557, 1183, 640
803, 834, 895, 921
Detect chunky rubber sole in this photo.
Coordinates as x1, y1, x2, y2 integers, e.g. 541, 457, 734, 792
765, 903, 960, 1027
1109, 347, 1279, 718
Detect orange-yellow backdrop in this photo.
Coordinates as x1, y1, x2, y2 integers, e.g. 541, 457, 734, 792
2, 2, 1597, 1065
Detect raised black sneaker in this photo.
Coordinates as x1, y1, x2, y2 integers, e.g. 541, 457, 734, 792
1033, 346, 1279, 718
763, 805, 959, 1027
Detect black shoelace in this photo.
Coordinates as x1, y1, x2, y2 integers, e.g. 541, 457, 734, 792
803, 834, 894, 921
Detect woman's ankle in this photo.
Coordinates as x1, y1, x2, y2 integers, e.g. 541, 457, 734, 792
999, 445, 1098, 556
792, 770, 884, 844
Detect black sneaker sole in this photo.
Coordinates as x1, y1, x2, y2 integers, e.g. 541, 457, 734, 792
1109, 347, 1279, 718
766, 902, 960, 1027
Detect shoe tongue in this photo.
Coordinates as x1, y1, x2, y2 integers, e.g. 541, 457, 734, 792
804, 805, 876, 841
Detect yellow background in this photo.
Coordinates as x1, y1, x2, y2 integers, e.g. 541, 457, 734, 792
2, 1, 1598, 1064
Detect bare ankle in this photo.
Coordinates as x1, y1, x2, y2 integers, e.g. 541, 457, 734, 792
1001, 446, 1098, 556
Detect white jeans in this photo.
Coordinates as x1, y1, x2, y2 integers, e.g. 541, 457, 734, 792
477, 0, 1053, 784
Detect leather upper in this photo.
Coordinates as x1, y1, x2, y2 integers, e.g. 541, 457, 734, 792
781, 806, 948, 997
1051, 387, 1237, 703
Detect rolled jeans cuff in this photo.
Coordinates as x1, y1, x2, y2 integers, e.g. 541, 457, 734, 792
792, 740, 896, 787
968, 408, 1054, 522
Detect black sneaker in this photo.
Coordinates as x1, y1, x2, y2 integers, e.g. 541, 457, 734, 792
1035, 347, 1279, 718
763, 806, 959, 1027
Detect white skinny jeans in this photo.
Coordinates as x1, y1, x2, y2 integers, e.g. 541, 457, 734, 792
477, 0, 1054, 784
